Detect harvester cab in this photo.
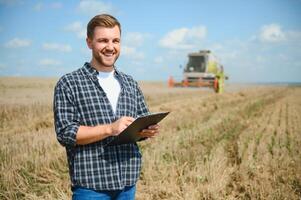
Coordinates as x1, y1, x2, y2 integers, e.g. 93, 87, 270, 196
168, 50, 227, 93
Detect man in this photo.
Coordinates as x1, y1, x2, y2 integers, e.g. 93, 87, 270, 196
53, 14, 159, 199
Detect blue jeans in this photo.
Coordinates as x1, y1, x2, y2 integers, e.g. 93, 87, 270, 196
72, 185, 136, 200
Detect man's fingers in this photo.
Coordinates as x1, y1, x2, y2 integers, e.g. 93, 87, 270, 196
148, 124, 159, 129
111, 116, 135, 136
139, 128, 159, 138
123, 116, 135, 123
123, 117, 135, 126
114, 117, 159, 138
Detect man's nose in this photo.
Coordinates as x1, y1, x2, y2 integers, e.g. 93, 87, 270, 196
105, 41, 114, 50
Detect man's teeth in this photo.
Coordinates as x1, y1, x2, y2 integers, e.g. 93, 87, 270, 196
104, 53, 113, 56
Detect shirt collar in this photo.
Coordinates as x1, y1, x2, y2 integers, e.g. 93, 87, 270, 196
82, 62, 122, 80
83, 62, 99, 77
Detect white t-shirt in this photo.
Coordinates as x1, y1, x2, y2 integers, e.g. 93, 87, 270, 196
97, 70, 121, 114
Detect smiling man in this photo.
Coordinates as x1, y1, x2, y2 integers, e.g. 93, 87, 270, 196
53, 14, 159, 199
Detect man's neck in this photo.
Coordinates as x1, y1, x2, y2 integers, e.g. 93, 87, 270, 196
90, 59, 114, 72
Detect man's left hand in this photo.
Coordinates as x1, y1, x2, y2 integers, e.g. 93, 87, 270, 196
139, 124, 159, 138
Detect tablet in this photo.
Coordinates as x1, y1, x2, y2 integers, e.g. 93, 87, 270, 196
108, 111, 170, 145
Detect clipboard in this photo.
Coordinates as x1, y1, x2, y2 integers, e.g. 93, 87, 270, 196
108, 111, 170, 145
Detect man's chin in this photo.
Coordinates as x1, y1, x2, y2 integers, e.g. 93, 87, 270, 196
103, 57, 117, 65
94, 58, 116, 68
103, 61, 115, 68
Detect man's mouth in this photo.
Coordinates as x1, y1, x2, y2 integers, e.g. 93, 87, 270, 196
103, 51, 114, 57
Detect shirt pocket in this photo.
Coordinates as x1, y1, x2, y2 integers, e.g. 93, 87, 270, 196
118, 88, 137, 117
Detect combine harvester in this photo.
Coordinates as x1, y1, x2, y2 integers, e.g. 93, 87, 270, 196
168, 50, 227, 93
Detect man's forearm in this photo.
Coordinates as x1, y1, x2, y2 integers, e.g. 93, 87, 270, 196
76, 125, 112, 145
76, 116, 135, 145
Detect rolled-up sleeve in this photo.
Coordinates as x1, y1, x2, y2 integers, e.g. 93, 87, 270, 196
53, 83, 80, 147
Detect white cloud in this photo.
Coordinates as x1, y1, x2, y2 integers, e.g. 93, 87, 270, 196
120, 32, 150, 61
259, 24, 286, 43
160, 28, 189, 49
122, 46, 135, 55
39, 59, 61, 67
122, 45, 144, 60
78, 0, 114, 15
42, 43, 72, 52
159, 26, 207, 50
154, 56, 164, 64
4, 38, 31, 48
189, 26, 207, 39
64, 21, 86, 39
33, 2, 62, 11
207, 25, 301, 82
65, 21, 82, 32
124, 32, 150, 47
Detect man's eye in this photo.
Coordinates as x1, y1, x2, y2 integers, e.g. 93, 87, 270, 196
98, 39, 107, 43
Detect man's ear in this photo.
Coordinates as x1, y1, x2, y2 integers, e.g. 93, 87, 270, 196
86, 37, 92, 49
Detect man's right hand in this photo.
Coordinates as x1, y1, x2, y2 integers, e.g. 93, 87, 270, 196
76, 116, 135, 145
110, 116, 135, 136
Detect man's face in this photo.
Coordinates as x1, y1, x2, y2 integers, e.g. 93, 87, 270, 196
86, 25, 121, 69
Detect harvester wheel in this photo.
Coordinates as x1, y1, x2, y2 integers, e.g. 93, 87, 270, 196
183, 79, 189, 87
214, 78, 219, 93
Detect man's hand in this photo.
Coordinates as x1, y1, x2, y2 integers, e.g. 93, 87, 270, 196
110, 116, 135, 136
139, 124, 160, 138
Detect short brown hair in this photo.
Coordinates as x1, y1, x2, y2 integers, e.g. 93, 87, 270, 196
87, 14, 121, 39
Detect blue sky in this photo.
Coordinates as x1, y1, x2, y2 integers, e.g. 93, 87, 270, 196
0, 0, 300, 82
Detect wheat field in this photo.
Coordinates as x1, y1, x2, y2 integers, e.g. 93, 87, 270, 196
0, 77, 300, 199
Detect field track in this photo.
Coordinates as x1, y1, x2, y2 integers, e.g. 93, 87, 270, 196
0, 78, 300, 199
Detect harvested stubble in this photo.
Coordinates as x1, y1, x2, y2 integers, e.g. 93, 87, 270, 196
0, 78, 300, 200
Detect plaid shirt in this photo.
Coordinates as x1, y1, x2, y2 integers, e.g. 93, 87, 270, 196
53, 62, 149, 190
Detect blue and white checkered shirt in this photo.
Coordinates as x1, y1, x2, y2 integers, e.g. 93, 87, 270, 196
53, 62, 149, 190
